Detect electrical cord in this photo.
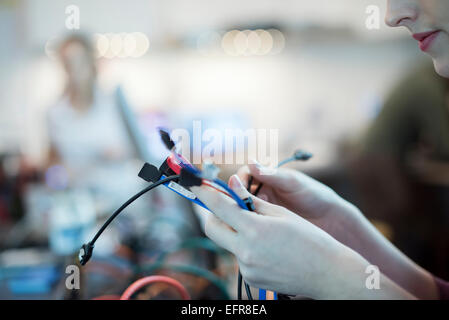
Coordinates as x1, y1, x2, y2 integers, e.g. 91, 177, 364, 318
83, 129, 313, 300
237, 270, 243, 300
135, 262, 231, 299
244, 279, 253, 300
91, 295, 121, 300
120, 275, 190, 300
79, 175, 181, 266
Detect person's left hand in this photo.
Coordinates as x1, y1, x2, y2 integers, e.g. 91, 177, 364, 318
191, 175, 368, 298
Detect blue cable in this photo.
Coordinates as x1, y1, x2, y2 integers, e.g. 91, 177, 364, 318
211, 179, 248, 210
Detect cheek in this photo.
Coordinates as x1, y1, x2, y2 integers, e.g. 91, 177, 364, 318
433, 58, 449, 78
433, 33, 449, 78
422, 0, 449, 30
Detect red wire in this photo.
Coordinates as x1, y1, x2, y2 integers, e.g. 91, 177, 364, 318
120, 275, 191, 300
202, 181, 231, 197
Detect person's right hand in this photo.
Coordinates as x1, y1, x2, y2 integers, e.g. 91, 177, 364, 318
237, 161, 362, 245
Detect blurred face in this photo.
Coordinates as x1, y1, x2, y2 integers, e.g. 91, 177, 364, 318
385, 0, 449, 77
59, 41, 96, 88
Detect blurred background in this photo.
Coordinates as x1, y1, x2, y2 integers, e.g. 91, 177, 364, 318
0, 0, 448, 299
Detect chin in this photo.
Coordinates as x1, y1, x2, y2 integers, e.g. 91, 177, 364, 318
433, 59, 449, 78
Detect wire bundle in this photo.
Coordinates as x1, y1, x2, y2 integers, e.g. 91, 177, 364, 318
120, 275, 190, 300
80, 128, 312, 301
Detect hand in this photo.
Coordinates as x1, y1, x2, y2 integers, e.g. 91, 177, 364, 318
237, 162, 361, 246
192, 175, 415, 299
192, 175, 360, 298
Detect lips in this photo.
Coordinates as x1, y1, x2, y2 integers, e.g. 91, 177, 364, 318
413, 31, 441, 52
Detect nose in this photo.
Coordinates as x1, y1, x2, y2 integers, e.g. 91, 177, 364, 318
385, 0, 418, 27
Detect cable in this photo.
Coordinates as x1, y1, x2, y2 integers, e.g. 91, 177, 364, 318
79, 175, 180, 265
202, 181, 234, 197
91, 175, 180, 244
238, 270, 252, 300
237, 271, 242, 300
135, 262, 230, 299
120, 275, 190, 300
212, 178, 248, 209
91, 295, 121, 300
277, 150, 313, 168
244, 282, 253, 300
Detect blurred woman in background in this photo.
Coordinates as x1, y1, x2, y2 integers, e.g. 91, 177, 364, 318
46, 34, 134, 179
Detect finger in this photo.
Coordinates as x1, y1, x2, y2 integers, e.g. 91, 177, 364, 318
248, 162, 299, 192
204, 214, 239, 253
250, 160, 323, 195
236, 166, 251, 188
228, 174, 252, 199
228, 175, 282, 217
236, 165, 267, 195
191, 185, 255, 231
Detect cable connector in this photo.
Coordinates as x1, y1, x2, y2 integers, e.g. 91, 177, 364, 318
201, 161, 220, 180
179, 168, 203, 188
293, 150, 313, 161
138, 163, 162, 183
159, 129, 175, 150
79, 242, 95, 266
276, 150, 313, 168
243, 197, 256, 211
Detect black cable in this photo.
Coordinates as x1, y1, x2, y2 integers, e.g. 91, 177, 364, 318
253, 183, 263, 197
237, 271, 242, 300
235, 177, 257, 300
247, 173, 263, 197
79, 175, 180, 265
244, 282, 253, 300
91, 175, 180, 243
237, 269, 254, 300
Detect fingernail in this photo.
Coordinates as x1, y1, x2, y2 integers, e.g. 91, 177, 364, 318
255, 163, 270, 175
230, 175, 244, 189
